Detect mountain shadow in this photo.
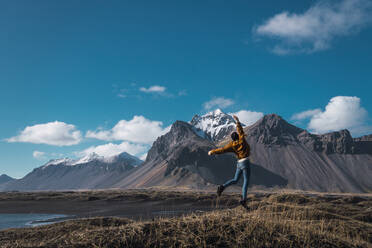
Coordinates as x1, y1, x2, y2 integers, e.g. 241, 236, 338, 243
249, 163, 288, 188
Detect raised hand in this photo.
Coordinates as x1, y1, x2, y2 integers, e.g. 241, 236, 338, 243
233, 115, 240, 123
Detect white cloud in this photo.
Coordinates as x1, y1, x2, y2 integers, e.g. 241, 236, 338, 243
33, 151, 46, 160
203, 97, 234, 110
230, 110, 264, 126
178, 90, 187, 96
6, 121, 82, 146
139, 85, 166, 93
86, 115, 171, 144
254, 0, 372, 54
299, 96, 371, 136
291, 109, 322, 121
77, 142, 148, 158
118, 84, 184, 98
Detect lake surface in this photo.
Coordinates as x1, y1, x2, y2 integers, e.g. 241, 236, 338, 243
0, 214, 69, 230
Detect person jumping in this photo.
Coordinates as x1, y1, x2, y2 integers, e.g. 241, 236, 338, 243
208, 115, 251, 209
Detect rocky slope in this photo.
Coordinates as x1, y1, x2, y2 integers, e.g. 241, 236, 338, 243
1, 152, 142, 191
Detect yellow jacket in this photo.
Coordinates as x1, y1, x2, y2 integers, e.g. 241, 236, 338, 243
210, 121, 250, 159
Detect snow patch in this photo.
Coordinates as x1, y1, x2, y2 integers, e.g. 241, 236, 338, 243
42, 158, 75, 169
41, 152, 142, 169
70, 152, 103, 165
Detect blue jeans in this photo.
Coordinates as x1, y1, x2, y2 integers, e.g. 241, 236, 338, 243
223, 159, 250, 200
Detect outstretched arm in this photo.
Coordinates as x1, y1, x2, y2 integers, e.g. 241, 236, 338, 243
233, 115, 244, 137
208, 142, 234, 155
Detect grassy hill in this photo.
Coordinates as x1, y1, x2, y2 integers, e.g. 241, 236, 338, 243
0, 191, 371, 247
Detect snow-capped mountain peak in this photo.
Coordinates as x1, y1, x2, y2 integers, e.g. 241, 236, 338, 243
41, 152, 142, 169
102, 152, 143, 165
190, 109, 238, 142
71, 152, 103, 165
42, 158, 75, 168
210, 108, 223, 116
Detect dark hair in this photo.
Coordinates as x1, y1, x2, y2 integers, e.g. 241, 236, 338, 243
231, 132, 239, 141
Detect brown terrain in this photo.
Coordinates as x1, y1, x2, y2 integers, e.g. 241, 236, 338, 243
0, 189, 371, 247
0, 189, 234, 220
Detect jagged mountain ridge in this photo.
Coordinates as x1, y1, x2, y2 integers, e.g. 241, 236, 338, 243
235, 114, 372, 192
1, 152, 143, 191
237, 114, 372, 154
118, 113, 372, 192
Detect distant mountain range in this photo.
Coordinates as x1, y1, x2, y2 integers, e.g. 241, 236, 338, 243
2, 110, 371, 192
0, 152, 142, 191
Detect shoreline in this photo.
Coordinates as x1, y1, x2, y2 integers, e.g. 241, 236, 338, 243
0, 190, 240, 226
0, 213, 74, 231
28, 215, 76, 226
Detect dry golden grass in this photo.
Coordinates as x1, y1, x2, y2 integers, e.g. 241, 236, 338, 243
1, 192, 371, 248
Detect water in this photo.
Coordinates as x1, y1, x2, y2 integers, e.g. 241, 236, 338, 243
0, 214, 68, 230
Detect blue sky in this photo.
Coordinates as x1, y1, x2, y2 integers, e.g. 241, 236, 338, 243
1, 0, 372, 178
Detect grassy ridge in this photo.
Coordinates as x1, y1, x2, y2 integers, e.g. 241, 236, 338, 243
1, 192, 371, 248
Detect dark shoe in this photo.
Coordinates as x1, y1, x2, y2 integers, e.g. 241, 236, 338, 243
217, 185, 225, 197
240, 199, 249, 210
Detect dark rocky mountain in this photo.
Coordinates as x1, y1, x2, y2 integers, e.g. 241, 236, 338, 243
117, 114, 372, 193
114, 120, 287, 189
231, 114, 372, 192
0, 152, 142, 191
114, 121, 223, 189
241, 114, 371, 155
354, 134, 372, 141
0, 174, 15, 185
